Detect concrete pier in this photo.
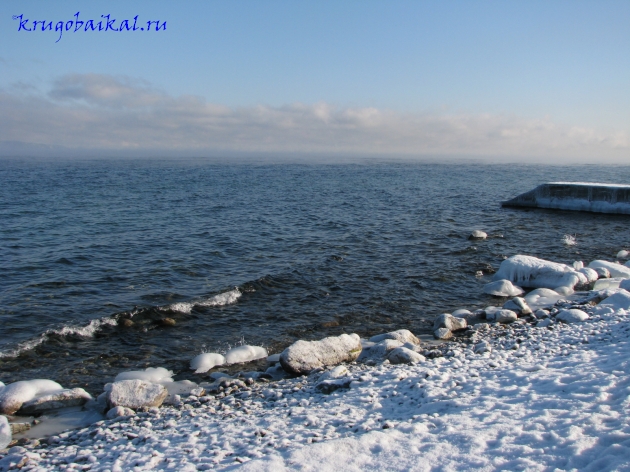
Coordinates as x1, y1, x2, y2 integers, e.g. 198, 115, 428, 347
502, 182, 630, 215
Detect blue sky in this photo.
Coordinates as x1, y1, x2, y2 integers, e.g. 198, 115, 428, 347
1, 1, 628, 161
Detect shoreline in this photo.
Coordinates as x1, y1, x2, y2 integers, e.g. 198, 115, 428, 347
2, 285, 630, 470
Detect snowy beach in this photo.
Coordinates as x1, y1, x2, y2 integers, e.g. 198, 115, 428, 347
2, 257, 630, 471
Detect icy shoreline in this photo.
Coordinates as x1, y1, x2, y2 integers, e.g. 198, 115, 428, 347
2, 292, 630, 470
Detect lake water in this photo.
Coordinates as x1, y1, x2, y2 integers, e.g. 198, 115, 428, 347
1, 158, 629, 393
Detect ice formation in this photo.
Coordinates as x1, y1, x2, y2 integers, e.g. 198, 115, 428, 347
482, 279, 524, 297
114, 367, 174, 384
588, 260, 630, 279
224, 345, 268, 365
494, 255, 582, 290
190, 353, 226, 373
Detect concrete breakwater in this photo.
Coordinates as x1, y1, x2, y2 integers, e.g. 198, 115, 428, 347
502, 182, 630, 214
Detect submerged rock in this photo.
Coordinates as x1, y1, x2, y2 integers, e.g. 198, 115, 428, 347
280, 333, 362, 375
18, 388, 92, 415
107, 380, 168, 410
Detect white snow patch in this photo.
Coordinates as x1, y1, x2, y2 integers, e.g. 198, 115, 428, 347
225, 345, 268, 364
190, 353, 226, 373
588, 260, 630, 279
114, 367, 174, 383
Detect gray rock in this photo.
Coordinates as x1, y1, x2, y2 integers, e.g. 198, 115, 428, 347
368, 329, 420, 345
107, 380, 168, 410
483, 280, 524, 297
469, 230, 487, 240
536, 318, 553, 328
387, 347, 425, 365
486, 309, 517, 324
473, 340, 492, 354
358, 339, 403, 362
534, 309, 550, 319
318, 365, 350, 382
433, 313, 467, 332
556, 309, 589, 323
106, 406, 136, 419
280, 333, 362, 375
502, 297, 532, 316
18, 388, 92, 415
433, 328, 453, 340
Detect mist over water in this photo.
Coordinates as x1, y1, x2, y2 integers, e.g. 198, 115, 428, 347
1, 158, 629, 393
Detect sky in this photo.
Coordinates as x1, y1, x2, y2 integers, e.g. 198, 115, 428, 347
0, 0, 629, 162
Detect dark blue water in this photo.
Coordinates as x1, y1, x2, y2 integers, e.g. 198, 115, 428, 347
1, 158, 629, 393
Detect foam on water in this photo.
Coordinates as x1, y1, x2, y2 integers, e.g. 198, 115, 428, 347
168, 288, 242, 313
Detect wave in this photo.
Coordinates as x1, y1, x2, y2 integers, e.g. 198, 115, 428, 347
167, 288, 242, 313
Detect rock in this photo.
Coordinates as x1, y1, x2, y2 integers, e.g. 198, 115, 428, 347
473, 340, 491, 354
483, 280, 524, 297
358, 339, 403, 362
107, 380, 168, 410
469, 230, 487, 240
368, 329, 420, 345
556, 309, 589, 323
158, 318, 176, 327
315, 379, 352, 394
486, 309, 517, 324
597, 289, 630, 310
18, 388, 92, 415
0, 380, 64, 415
120, 319, 134, 328
433, 328, 453, 340
280, 333, 362, 375
588, 260, 630, 279
452, 309, 472, 318
502, 297, 532, 316
593, 267, 611, 278
534, 309, 550, 319
578, 267, 599, 284
387, 347, 425, 364
225, 345, 268, 364
266, 354, 281, 363
0, 416, 12, 450
8, 423, 30, 435
190, 353, 226, 373
618, 250, 629, 259
537, 318, 553, 328
318, 365, 350, 382
433, 313, 467, 332
106, 406, 136, 419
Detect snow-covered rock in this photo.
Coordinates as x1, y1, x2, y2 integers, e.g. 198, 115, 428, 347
433, 313, 467, 332
225, 345, 268, 364
524, 288, 563, 309
107, 380, 168, 409
485, 309, 517, 324
494, 255, 582, 290
190, 353, 225, 373
469, 230, 487, 240
473, 340, 491, 354
115, 367, 174, 383
0, 416, 10, 450
452, 309, 472, 318
617, 250, 629, 259
597, 289, 630, 310
387, 347, 425, 365
556, 309, 589, 323
620, 279, 630, 291
106, 406, 136, 419
433, 328, 453, 340
502, 297, 532, 315
369, 329, 420, 345
359, 339, 403, 361
588, 260, 630, 279
578, 267, 599, 284
0, 380, 64, 415
18, 388, 92, 415
483, 279, 524, 297
594, 267, 611, 278
280, 333, 362, 375
318, 365, 350, 382
593, 277, 624, 291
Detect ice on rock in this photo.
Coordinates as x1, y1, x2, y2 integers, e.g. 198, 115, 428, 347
588, 260, 630, 279
190, 353, 226, 373
556, 309, 589, 323
483, 279, 524, 297
597, 289, 630, 310
578, 267, 599, 284
452, 309, 472, 318
494, 255, 582, 290
0, 379, 64, 415
593, 277, 625, 291
555, 286, 574, 296
19, 388, 92, 415
594, 267, 611, 278
368, 329, 420, 345
0, 416, 11, 450
469, 230, 487, 240
115, 367, 174, 383
617, 250, 629, 259
620, 279, 630, 291
573, 261, 584, 270
225, 345, 268, 364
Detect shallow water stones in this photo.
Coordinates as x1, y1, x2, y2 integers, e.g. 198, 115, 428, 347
368, 329, 420, 346
483, 280, 524, 297
387, 347, 425, 365
18, 388, 92, 415
107, 380, 168, 410
280, 333, 362, 375
556, 309, 589, 323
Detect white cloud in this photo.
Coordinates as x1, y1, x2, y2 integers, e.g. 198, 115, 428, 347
0, 73, 627, 161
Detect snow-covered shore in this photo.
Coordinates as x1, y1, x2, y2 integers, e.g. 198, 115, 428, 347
2, 294, 630, 471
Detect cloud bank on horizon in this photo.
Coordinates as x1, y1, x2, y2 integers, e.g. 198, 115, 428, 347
1, 74, 628, 162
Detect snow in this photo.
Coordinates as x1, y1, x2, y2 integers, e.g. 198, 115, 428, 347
524, 288, 563, 310
588, 260, 630, 279
593, 277, 625, 291
225, 346, 268, 365
482, 279, 524, 297
114, 367, 174, 384
0, 417, 10, 451
0, 380, 64, 415
494, 255, 582, 290
617, 250, 629, 259
190, 353, 226, 373
9, 303, 630, 471
597, 289, 630, 310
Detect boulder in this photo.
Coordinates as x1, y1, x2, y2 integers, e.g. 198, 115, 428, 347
368, 329, 420, 345
107, 380, 168, 410
280, 333, 362, 375
502, 297, 532, 316
433, 313, 467, 332
593, 267, 611, 278
358, 339, 402, 362
0, 416, 11, 450
18, 388, 92, 415
433, 328, 453, 340
0, 380, 64, 415
494, 255, 582, 290
483, 280, 524, 297
387, 347, 425, 365
486, 309, 517, 324
556, 309, 589, 323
